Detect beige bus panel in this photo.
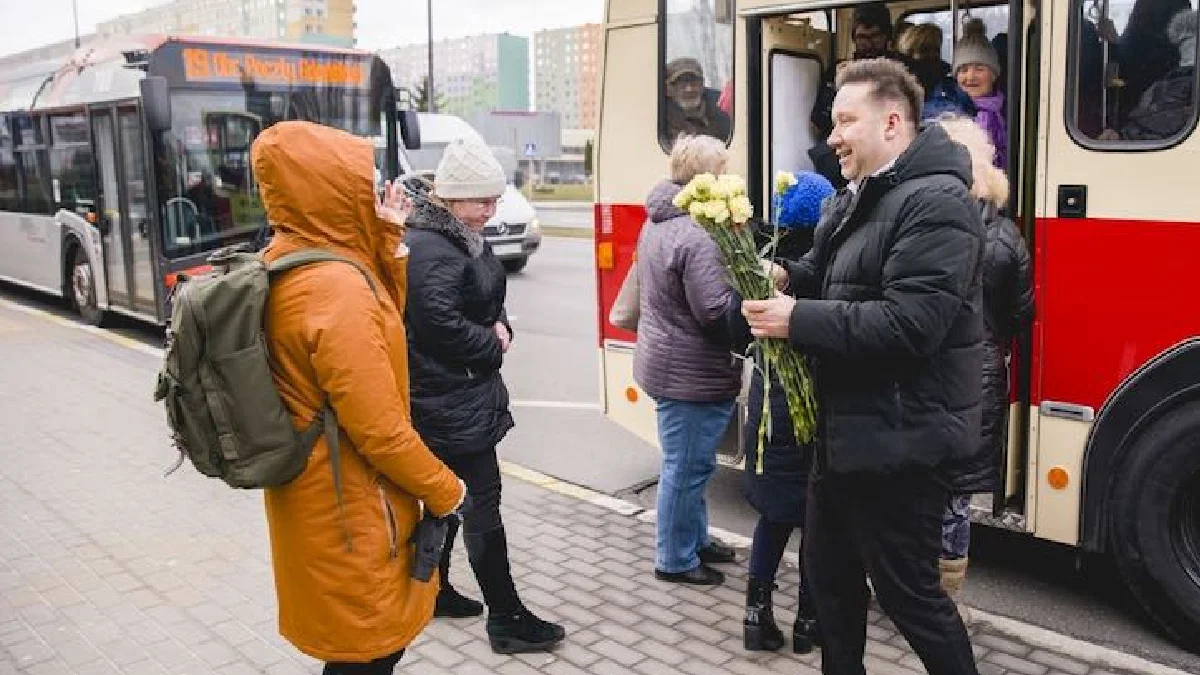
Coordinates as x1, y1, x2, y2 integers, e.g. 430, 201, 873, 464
601, 342, 661, 448
596, 22, 667, 206
1032, 416, 1089, 546
1041, 0, 1200, 221
608, 0, 658, 26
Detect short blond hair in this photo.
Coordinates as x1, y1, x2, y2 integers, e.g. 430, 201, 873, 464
936, 114, 1009, 206
669, 134, 729, 184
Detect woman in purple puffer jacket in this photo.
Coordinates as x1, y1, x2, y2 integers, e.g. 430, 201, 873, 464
954, 19, 1008, 172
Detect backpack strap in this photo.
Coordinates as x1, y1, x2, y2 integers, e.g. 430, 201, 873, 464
267, 249, 380, 298
270, 249, 382, 554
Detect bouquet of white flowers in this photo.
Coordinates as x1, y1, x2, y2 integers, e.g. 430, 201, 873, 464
673, 173, 817, 471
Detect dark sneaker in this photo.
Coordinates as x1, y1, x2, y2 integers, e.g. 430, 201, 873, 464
698, 541, 737, 564
434, 585, 484, 618
486, 608, 566, 654
654, 563, 726, 586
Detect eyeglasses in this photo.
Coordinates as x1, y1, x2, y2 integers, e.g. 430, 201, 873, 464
455, 197, 500, 209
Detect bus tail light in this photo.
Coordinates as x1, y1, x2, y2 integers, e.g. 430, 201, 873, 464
597, 241, 614, 270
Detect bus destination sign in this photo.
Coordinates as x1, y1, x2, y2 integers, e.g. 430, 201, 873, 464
178, 47, 368, 88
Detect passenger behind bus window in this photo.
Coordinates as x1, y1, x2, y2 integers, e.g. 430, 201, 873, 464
1100, 9, 1198, 141
1115, 0, 1193, 125
664, 57, 731, 146
954, 19, 1008, 171
809, 3, 916, 187
901, 23, 977, 121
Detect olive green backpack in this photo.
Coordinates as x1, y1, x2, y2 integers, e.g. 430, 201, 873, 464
153, 247, 376, 505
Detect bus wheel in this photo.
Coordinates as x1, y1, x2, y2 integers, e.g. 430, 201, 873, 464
502, 257, 528, 273
70, 246, 104, 327
1108, 400, 1200, 647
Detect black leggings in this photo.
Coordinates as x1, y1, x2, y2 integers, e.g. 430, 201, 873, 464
749, 517, 796, 582
322, 650, 404, 675
443, 447, 504, 536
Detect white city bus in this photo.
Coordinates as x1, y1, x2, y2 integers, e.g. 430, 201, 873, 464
0, 35, 411, 325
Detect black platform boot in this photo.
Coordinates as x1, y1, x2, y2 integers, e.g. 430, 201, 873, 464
467, 527, 566, 654
744, 576, 785, 652
793, 577, 820, 654
434, 519, 484, 618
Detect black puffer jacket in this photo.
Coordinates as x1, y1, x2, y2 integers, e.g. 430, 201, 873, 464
948, 205, 1034, 493
404, 199, 514, 458
784, 124, 985, 476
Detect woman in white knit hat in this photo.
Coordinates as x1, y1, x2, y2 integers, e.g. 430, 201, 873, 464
402, 135, 566, 654
953, 18, 1008, 172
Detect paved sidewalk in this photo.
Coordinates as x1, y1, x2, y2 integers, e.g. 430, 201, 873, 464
0, 300, 1185, 675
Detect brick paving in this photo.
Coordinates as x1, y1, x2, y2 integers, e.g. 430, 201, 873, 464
0, 302, 1178, 675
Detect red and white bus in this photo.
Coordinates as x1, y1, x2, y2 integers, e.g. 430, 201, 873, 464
593, 0, 1200, 645
0, 35, 415, 326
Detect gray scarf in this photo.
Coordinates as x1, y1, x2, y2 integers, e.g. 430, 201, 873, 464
407, 198, 485, 258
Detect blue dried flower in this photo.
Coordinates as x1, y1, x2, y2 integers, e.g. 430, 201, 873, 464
775, 171, 835, 229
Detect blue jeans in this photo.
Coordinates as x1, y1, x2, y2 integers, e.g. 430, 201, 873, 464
654, 397, 736, 573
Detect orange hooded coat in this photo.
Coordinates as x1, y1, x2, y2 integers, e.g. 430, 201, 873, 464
252, 121, 464, 663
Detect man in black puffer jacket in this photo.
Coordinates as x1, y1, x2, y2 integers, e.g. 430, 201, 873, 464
744, 58, 983, 675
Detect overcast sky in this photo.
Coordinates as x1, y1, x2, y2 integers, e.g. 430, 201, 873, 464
0, 0, 604, 59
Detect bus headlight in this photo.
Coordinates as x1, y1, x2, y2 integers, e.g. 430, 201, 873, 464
529, 217, 541, 233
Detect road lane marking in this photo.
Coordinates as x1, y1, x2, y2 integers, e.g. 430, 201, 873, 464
0, 298, 164, 358
510, 400, 601, 410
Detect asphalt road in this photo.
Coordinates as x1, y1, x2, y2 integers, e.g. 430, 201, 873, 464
3, 234, 1197, 672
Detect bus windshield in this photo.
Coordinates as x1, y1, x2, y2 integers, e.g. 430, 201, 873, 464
156, 88, 381, 259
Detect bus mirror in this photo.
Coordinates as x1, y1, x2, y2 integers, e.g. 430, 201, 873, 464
399, 110, 421, 150
140, 76, 172, 133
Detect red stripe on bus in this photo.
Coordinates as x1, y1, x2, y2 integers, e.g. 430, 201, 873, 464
164, 264, 213, 289
596, 204, 1200, 412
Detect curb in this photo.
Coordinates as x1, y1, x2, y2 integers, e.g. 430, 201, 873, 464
3, 296, 1193, 675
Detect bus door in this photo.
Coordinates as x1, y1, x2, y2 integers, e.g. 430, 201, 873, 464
753, 9, 833, 209
91, 105, 157, 318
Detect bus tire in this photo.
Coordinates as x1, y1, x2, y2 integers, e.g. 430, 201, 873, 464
1108, 400, 1200, 646
68, 245, 105, 327
502, 257, 528, 273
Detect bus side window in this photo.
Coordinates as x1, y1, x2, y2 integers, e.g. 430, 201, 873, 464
14, 116, 51, 215
1072, 0, 1200, 145
0, 116, 17, 212
660, 0, 735, 150
48, 113, 97, 218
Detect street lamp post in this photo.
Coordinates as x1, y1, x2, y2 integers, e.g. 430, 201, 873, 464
427, 0, 437, 113
72, 0, 80, 48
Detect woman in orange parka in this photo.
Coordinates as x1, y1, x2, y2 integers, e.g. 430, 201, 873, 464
253, 120, 466, 674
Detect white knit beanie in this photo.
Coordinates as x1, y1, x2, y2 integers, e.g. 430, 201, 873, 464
953, 18, 1001, 76
433, 136, 506, 200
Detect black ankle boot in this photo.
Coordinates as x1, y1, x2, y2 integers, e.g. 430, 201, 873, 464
486, 607, 567, 654
793, 583, 821, 655
744, 576, 785, 652
434, 519, 483, 618
435, 584, 484, 618
466, 527, 566, 654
